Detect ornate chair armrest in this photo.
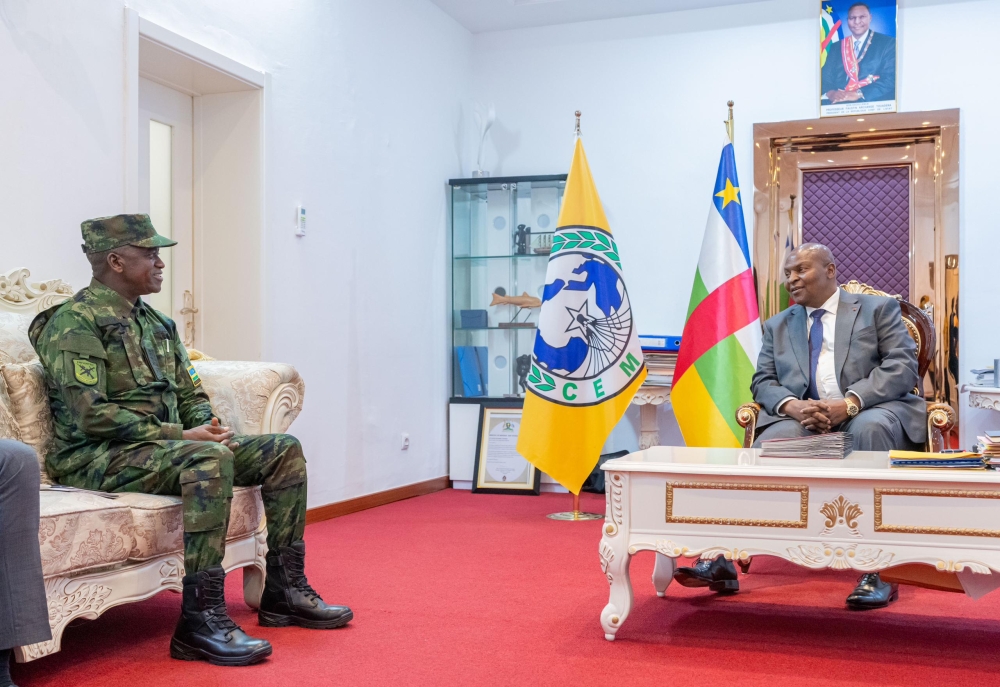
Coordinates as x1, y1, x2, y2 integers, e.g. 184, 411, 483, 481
736, 403, 761, 449
926, 402, 957, 453
192, 361, 305, 436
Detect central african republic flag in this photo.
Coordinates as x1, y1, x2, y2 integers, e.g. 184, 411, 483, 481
821, 4, 842, 68
671, 141, 760, 447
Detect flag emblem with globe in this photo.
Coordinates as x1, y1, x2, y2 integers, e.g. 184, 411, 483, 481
528, 231, 638, 404
517, 136, 646, 495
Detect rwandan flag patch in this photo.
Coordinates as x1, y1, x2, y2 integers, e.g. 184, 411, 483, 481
187, 365, 202, 387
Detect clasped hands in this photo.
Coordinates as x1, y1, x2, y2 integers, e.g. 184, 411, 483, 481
181, 417, 240, 448
782, 399, 850, 433
825, 89, 863, 104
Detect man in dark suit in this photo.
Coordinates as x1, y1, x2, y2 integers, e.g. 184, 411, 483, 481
0, 441, 51, 687
822, 2, 896, 105
673, 243, 924, 609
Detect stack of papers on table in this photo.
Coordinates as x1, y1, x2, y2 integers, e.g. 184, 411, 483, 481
889, 450, 986, 469
977, 434, 1000, 465
760, 432, 853, 459
641, 350, 676, 387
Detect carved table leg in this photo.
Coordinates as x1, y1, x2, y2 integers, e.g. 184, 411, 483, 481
639, 403, 660, 450
652, 553, 676, 597
600, 537, 633, 641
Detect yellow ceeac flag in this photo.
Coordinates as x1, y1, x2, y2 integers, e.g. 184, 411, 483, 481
516, 137, 647, 494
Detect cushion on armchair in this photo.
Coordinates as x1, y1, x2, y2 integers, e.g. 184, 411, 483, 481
0, 379, 20, 443
111, 486, 263, 561
0, 361, 53, 484
38, 490, 133, 577
0, 311, 36, 443
0, 312, 38, 365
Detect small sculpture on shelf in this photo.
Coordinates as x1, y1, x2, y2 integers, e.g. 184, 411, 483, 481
516, 354, 532, 395
490, 291, 541, 309
514, 224, 531, 255
490, 289, 540, 329
533, 234, 552, 254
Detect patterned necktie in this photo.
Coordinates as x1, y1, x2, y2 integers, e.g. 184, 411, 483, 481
855, 35, 863, 57
806, 309, 827, 400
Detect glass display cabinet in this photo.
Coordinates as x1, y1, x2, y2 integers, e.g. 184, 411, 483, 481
451, 174, 566, 398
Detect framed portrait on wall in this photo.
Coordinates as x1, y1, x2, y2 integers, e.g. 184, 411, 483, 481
819, 0, 897, 117
472, 401, 540, 495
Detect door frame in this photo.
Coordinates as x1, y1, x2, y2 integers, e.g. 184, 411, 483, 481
751, 109, 960, 411
123, 9, 268, 361
138, 77, 194, 329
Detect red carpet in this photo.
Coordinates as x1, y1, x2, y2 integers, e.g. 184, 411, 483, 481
15, 489, 1000, 686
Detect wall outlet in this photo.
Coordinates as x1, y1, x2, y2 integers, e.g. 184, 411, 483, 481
401, 433, 410, 450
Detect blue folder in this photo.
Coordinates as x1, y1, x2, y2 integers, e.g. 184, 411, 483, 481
455, 346, 489, 397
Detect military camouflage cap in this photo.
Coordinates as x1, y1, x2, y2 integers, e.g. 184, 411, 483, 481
81, 214, 177, 254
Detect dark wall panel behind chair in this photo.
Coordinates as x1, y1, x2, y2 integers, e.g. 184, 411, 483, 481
801, 166, 910, 297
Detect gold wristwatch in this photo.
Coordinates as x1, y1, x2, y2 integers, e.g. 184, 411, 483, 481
845, 396, 860, 418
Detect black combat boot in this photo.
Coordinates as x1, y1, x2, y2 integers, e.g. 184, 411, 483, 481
170, 566, 272, 666
258, 541, 353, 629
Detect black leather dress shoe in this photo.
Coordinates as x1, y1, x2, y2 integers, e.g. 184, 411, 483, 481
846, 572, 898, 610
672, 555, 739, 593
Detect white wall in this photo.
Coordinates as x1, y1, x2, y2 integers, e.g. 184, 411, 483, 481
4, 0, 996, 505
471, 0, 999, 404
1, 0, 473, 507
0, 1, 126, 286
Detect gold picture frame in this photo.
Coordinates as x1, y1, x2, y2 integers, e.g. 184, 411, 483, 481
819, 0, 898, 118
472, 402, 540, 495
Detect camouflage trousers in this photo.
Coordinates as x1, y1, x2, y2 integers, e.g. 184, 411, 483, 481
100, 434, 307, 573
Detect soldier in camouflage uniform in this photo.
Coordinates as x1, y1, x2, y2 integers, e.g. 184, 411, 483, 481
30, 214, 352, 667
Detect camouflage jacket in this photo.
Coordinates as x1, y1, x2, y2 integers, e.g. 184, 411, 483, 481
30, 279, 215, 486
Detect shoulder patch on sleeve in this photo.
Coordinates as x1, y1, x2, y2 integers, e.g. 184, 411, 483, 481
73, 359, 99, 385
187, 365, 202, 387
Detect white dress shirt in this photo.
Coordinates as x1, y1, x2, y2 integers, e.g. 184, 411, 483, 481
806, 290, 843, 402
851, 30, 870, 58
776, 290, 864, 415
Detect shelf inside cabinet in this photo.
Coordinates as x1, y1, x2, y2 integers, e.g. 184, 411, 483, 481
455, 326, 537, 331
453, 254, 551, 261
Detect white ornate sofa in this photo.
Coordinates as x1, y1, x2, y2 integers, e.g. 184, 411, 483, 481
0, 268, 305, 662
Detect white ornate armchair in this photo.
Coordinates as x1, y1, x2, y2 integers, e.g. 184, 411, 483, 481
0, 268, 305, 662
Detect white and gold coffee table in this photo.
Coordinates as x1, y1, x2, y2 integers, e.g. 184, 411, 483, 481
599, 446, 1000, 640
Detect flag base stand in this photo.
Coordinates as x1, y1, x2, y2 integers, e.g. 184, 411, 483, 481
547, 493, 603, 521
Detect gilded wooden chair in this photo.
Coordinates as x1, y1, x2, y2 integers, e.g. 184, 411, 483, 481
735, 280, 957, 453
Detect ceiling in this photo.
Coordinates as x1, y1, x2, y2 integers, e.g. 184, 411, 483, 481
428, 0, 767, 33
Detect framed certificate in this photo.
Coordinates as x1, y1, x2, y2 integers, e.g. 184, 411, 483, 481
472, 402, 540, 495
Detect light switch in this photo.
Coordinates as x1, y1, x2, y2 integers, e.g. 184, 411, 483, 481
295, 206, 306, 237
